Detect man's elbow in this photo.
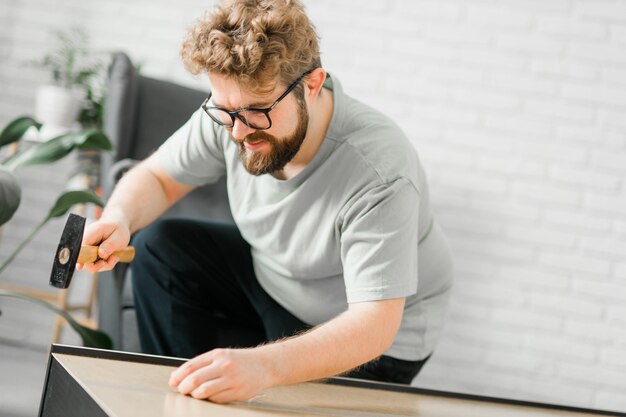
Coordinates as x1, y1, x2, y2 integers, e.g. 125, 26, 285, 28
379, 315, 403, 354
349, 297, 406, 356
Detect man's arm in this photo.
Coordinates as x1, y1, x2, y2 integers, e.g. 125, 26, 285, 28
169, 297, 406, 403
80, 153, 195, 272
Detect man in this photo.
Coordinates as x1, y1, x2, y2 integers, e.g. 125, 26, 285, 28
81, 0, 454, 404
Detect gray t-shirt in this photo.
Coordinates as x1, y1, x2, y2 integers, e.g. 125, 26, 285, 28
157, 75, 454, 360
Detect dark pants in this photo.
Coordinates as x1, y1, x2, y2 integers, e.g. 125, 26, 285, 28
131, 219, 429, 384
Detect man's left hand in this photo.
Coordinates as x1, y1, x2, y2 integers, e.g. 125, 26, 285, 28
169, 348, 274, 403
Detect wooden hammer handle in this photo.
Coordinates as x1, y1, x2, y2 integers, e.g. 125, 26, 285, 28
77, 245, 136, 264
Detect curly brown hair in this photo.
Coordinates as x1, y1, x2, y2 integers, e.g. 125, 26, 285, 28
181, 0, 321, 97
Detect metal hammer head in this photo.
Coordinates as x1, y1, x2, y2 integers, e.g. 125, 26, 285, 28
49, 213, 85, 289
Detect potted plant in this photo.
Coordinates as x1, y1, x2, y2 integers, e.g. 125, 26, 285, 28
31, 27, 105, 139
0, 116, 113, 348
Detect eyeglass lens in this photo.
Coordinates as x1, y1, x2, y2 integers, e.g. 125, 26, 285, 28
206, 107, 271, 129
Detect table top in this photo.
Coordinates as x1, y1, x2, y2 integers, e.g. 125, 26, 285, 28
45, 345, 624, 417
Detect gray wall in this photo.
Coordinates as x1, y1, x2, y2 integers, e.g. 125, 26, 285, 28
0, 0, 625, 411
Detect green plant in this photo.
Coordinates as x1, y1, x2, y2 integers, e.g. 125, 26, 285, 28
0, 116, 113, 349
32, 26, 105, 129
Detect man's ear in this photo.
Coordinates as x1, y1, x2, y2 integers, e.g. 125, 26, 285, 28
304, 68, 327, 102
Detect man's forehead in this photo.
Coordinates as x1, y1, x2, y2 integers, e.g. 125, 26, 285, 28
208, 73, 279, 109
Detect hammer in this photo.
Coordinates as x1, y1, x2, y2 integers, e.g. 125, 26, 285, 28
49, 213, 135, 289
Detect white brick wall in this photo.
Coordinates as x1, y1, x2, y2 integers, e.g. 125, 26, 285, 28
1, 0, 625, 412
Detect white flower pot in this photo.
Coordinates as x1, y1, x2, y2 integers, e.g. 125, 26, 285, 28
34, 85, 84, 130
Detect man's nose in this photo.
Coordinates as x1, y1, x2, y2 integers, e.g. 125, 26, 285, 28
231, 118, 256, 140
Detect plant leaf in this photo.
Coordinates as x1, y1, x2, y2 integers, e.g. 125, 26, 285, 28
0, 290, 112, 349
0, 166, 21, 226
4, 129, 113, 171
45, 190, 104, 221
75, 130, 112, 151
0, 116, 41, 148
0, 190, 104, 275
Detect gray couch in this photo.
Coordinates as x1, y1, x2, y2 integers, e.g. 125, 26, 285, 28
98, 52, 234, 352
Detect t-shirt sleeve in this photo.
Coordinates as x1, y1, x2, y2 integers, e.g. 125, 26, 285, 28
339, 178, 419, 303
157, 107, 227, 186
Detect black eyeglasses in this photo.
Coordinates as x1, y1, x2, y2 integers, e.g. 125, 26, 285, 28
201, 68, 316, 130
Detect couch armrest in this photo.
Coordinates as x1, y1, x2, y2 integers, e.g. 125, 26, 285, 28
97, 265, 129, 350
98, 158, 139, 349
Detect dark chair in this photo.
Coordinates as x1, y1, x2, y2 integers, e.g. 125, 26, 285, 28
98, 52, 233, 351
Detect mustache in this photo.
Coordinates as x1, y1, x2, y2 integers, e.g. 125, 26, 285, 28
235, 130, 276, 145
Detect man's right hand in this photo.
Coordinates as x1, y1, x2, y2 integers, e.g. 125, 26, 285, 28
73, 155, 194, 274
77, 218, 131, 273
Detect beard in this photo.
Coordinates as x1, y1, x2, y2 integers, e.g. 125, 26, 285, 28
235, 102, 309, 176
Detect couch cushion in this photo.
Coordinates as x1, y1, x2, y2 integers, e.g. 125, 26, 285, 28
120, 308, 141, 353
103, 52, 138, 160
131, 77, 208, 161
